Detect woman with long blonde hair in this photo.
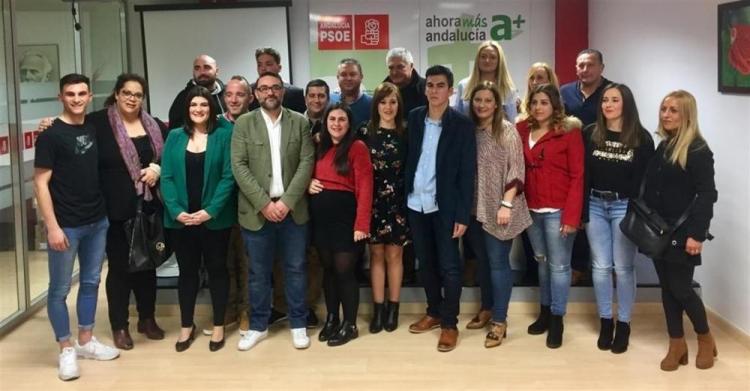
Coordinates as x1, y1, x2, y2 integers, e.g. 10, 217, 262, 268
453, 41, 519, 122
643, 90, 718, 371
517, 62, 559, 122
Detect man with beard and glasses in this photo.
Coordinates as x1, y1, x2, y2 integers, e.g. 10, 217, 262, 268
168, 54, 227, 128
231, 72, 315, 351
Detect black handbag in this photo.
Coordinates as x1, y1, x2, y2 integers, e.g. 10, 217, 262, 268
124, 196, 171, 272
619, 176, 695, 259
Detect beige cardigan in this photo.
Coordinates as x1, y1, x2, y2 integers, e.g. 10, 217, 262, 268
473, 120, 532, 240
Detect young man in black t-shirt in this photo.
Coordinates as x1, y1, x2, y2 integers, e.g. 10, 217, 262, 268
33, 73, 119, 382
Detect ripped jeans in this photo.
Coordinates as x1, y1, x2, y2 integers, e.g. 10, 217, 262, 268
525, 211, 576, 316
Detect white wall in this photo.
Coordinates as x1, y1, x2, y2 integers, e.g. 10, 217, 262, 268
129, 0, 555, 92
590, 0, 750, 335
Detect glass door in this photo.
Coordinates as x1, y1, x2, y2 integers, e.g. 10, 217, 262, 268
15, 0, 82, 300
0, 0, 19, 323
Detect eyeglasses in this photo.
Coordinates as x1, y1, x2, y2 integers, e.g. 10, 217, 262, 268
120, 90, 144, 100
256, 85, 283, 94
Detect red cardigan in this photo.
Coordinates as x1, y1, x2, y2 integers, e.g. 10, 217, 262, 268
516, 119, 584, 228
313, 140, 373, 233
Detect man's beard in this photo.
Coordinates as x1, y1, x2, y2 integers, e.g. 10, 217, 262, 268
260, 97, 280, 111
195, 77, 215, 88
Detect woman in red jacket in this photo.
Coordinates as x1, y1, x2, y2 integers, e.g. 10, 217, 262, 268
308, 103, 373, 347
516, 83, 584, 349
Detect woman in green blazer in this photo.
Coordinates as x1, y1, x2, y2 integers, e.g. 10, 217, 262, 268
161, 86, 236, 353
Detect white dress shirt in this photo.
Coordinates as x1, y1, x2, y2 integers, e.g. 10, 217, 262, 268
260, 108, 285, 198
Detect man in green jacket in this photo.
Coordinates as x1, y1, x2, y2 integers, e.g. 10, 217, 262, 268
231, 72, 315, 351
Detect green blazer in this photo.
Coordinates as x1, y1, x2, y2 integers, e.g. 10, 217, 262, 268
231, 107, 314, 230
160, 124, 237, 229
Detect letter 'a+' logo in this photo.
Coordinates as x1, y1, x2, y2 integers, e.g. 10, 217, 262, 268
318, 14, 388, 50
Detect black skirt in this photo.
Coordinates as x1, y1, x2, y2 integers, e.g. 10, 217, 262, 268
310, 189, 360, 253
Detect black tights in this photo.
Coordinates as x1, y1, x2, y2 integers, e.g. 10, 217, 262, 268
318, 249, 359, 323
653, 260, 709, 338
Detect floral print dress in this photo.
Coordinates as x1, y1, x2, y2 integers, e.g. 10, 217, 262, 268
363, 126, 410, 246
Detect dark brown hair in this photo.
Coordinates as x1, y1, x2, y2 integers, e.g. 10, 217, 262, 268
592, 83, 645, 149
317, 103, 358, 176
183, 86, 217, 136
104, 73, 148, 108
367, 82, 405, 136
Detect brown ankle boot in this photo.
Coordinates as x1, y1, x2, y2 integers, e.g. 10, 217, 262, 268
660, 337, 689, 371
696, 332, 718, 369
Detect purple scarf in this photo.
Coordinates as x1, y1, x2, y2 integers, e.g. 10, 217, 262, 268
107, 105, 164, 201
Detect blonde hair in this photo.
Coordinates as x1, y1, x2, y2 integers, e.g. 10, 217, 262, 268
519, 62, 559, 119
462, 41, 516, 104
656, 90, 705, 169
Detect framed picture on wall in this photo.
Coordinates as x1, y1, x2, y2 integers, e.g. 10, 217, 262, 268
17, 44, 60, 83
718, 0, 750, 93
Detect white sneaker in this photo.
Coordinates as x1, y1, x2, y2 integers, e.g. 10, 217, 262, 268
239, 328, 250, 337
74, 336, 120, 361
237, 329, 268, 351
58, 347, 80, 381
291, 327, 310, 349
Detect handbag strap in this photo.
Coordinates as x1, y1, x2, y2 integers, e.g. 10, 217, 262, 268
637, 172, 697, 233
135, 195, 145, 213
671, 195, 697, 233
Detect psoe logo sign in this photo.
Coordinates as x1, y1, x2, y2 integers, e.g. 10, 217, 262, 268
317, 14, 389, 50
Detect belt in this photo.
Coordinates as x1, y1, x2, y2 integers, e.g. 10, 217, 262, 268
590, 189, 623, 201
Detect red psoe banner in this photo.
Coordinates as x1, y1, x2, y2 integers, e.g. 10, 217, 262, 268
318, 15, 353, 50
354, 15, 389, 50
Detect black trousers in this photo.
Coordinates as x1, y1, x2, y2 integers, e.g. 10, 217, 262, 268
407, 210, 463, 328
171, 226, 230, 328
105, 220, 157, 331
653, 259, 709, 338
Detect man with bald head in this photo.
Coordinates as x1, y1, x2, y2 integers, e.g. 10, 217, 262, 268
168, 54, 228, 128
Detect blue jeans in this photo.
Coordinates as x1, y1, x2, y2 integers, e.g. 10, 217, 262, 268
526, 211, 576, 316
465, 218, 514, 322
47, 217, 109, 342
585, 196, 637, 322
242, 216, 308, 330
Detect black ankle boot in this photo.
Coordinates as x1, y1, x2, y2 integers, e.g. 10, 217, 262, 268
611, 321, 630, 354
546, 314, 564, 349
528, 305, 551, 335
318, 313, 340, 342
384, 301, 400, 332
327, 321, 359, 347
369, 302, 385, 334
598, 317, 614, 350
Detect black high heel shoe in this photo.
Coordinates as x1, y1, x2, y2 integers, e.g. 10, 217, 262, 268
384, 301, 400, 332
369, 302, 385, 334
175, 325, 196, 352
209, 327, 226, 352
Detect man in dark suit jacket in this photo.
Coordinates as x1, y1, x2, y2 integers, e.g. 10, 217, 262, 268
168, 54, 227, 128
404, 65, 476, 352
248, 47, 306, 114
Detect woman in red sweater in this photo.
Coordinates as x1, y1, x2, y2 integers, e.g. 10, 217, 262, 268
516, 83, 584, 349
308, 103, 373, 347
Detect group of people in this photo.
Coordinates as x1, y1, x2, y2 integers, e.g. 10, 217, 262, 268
34, 42, 718, 382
